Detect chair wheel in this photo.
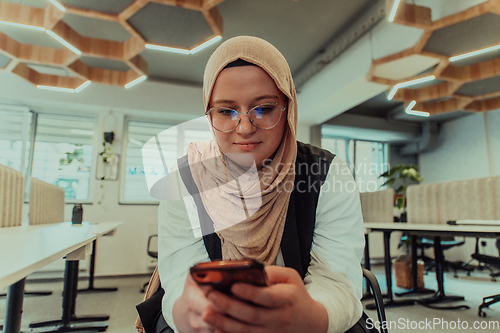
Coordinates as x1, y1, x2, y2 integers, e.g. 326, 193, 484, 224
480, 311, 487, 317
467, 272, 471, 276
454, 274, 458, 278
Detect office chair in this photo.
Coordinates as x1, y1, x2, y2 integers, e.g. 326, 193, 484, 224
420, 237, 475, 277
363, 268, 388, 333
141, 235, 158, 293
470, 239, 500, 317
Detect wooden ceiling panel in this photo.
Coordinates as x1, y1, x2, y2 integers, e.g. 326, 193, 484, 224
0, 0, 224, 89
371, 0, 500, 115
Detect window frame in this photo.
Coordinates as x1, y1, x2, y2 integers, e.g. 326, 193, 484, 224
321, 135, 390, 191
119, 116, 181, 205
31, 111, 98, 204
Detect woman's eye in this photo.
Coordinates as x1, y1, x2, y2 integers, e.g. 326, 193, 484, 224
254, 107, 273, 115
219, 109, 235, 116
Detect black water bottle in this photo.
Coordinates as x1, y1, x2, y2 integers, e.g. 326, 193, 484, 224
72, 204, 83, 225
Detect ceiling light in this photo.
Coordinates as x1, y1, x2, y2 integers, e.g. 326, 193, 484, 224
0, 20, 45, 32
449, 45, 500, 62
75, 80, 91, 93
46, 30, 82, 55
125, 75, 147, 89
48, 0, 66, 12
405, 100, 430, 117
129, 138, 143, 147
388, 0, 401, 22
387, 75, 436, 100
70, 129, 94, 135
36, 85, 76, 93
190, 36, 222, 54
145, 44, 190, 55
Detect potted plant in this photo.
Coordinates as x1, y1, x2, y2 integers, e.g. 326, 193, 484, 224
379, 164, 423, 222
379, 164, 425, 289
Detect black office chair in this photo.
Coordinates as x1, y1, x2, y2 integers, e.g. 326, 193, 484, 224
363, 268, 388, 333
400, 235, 473, 277
470, 239, 500, 317
141, 235, 158, 293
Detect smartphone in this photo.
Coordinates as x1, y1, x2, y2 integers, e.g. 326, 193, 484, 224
190, 259, 267, 295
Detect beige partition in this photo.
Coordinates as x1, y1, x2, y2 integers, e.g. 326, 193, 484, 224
29, 178, 65, 225
360, 188, 398, 259
407, 176, 500, 224
0, 164, 23, 227
360, 188, 395, 223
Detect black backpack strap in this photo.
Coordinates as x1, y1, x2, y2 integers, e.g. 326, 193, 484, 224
177, 155, 222, 260
136, 287, 165, 333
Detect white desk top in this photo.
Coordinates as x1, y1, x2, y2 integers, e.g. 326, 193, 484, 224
0, 221, 123, 290
364, 222, 500, 238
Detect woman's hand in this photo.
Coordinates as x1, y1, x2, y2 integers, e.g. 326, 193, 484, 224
203, 266, 328, 333
172, 273, 218, 333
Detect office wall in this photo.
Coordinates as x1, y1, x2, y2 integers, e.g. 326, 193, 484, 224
419, 112, 498, 183
418, 110, 500, 259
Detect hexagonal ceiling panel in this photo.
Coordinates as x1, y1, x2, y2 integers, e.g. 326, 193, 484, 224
2, 0, 48, 9
405, 79, 447, 90
60, 0, 135, 15
0, 26, 63, 49
79, 56, 130, 72
27, 63, 77, 77
0, 53, 11, 68
62, 14, 131, 42
372, 54, 440, 80
424, 13, 500, 56
452, 49, 500, 67
127, 2, 213, 48
455, 75, 500, 97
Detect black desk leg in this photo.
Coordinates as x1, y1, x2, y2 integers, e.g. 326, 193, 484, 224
417, 236, 469, 310
3, 278, 25, 333
362, 234, 373, 299
78, 240, 118, 294
366, 231, 415, 310
396, 235, 435, 297
29, 261, 108, 332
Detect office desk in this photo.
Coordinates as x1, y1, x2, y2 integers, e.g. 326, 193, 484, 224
364, 222, 500, 310
28, 221, 123, 333
0, 223, 96, 333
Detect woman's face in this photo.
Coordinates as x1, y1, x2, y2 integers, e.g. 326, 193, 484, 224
209, 65, 288, 166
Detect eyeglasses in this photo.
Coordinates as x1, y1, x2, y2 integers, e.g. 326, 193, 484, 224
206, 102, 285, 132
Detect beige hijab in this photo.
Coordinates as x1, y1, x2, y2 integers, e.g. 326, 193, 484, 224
187, 36, 298, 264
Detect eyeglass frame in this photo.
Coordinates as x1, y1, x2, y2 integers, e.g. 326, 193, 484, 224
205, 102, 286, 133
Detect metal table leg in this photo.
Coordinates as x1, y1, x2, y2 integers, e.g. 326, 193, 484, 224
366, 231, 415, 310
417, 236, 469, 310
78, 240, 117, 294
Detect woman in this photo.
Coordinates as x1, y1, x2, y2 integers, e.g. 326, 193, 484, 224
153, 36, 365, 333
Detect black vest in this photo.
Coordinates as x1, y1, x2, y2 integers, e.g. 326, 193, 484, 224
177, 141, 334, 278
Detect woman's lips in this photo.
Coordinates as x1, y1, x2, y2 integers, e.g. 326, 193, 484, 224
234, 142, 261, 151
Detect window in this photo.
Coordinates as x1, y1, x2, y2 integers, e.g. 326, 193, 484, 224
0, 105, 31, 173
121, 119, 213, 203
32, 114, 95, 201
322, 134, 388, 192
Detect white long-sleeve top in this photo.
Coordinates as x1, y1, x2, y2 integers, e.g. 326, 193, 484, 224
157, 156, 365, 333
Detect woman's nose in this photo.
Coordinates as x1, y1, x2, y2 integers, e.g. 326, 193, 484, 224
236, 114, 256, 135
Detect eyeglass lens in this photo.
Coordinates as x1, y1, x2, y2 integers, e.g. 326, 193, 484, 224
209, 104, 282, 132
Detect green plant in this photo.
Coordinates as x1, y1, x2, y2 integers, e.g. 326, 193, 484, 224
379, 164, 423, 210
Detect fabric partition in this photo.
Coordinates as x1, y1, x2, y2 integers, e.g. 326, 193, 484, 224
360, 188, 395, 223
407, 176, 500, 224
0, 164, 23, 227
29, 178, 65, 225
